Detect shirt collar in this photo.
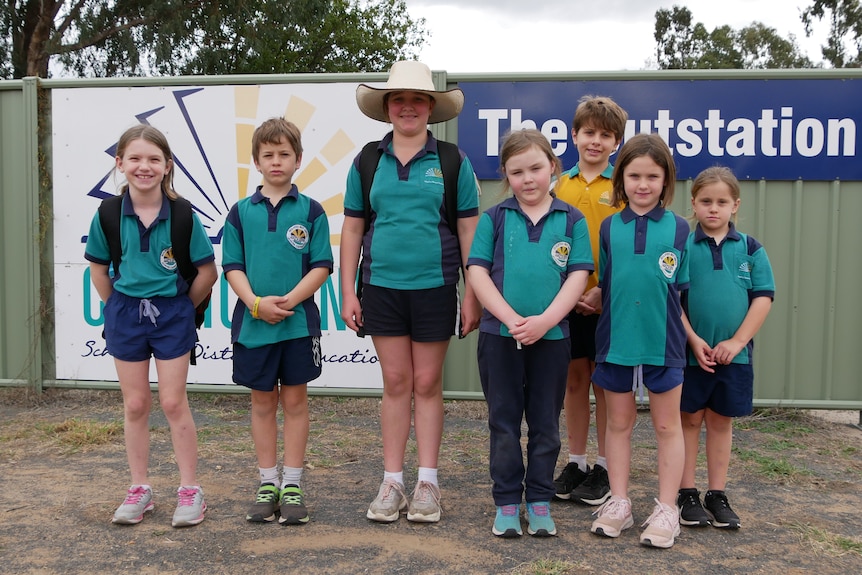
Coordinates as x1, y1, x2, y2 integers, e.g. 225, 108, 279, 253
565, 162, 614, 179
694, 221, 741, 243
620, 204, 665, 223
250, 184, 299, 203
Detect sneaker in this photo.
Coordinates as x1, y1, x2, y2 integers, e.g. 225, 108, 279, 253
492, 504, 522, 537
553, 462, 589, 500
366, 479, 407, 522
704, 490, 741, 529
112, 485, 154, 524
571, 464, 612, 505
640, 499, 681, 548
590, 495, 633, 538
246, 483, 279, 523
278, 485, 310, 525
407, 480, 442, 523
525, 501, 556, 537
677, 488, 710, 527
171, 485, 206, 527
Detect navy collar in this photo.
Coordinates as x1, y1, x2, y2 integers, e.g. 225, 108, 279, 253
694, 221, 741, 243
620, 204, 665, 223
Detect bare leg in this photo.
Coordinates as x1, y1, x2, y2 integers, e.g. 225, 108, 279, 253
281, 384, 309, 469
681, 409, 705, 488
250, 388, 280, 469
154, 354, 198, 486
410, 340, 449, 469
603, 390, 636, 500
114, 359, 154, 485
704, 409, 733, 492
372, 335, 416, 473
648, 386, 685, 507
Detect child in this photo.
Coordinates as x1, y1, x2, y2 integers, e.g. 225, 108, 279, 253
589, 133, 689, 548
467, 129, 593, 537
222, 118, 333, 525
553, 95, 628, 506
85, 125, 217, 527
678, 166, 774, 530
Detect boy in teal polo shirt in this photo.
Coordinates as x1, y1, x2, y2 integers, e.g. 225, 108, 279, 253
222, 118, 333, 526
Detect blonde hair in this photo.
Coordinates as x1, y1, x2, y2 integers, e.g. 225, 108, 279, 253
499, 129, 562, 195
252, 118, 304, 161
691, 166, 741, 223
611, 133, 676, 208
115, 125, 177, 200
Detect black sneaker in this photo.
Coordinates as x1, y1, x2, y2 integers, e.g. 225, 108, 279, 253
677, 488, 710, 527
278, 485, 310, 525
704, 490, 740, 529
571, 464, 611, 505
553, 462, 589, 500
246, 483, 279, 523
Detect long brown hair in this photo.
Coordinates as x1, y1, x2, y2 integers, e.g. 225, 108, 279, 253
115, 124, 178, 200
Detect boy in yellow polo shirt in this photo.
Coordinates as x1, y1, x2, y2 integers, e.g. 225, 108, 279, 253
553, 95, 628, 505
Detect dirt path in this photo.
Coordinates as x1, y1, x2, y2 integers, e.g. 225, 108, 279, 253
0, 389, 860, 574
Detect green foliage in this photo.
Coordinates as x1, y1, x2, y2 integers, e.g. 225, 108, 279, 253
1, 0, 425, 79
803, 0, 862, 67
654, 5, 813, 69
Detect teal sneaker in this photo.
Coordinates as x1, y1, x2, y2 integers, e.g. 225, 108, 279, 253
525, 501, 556, 537
278, 485, 310, 525
492, 504, 522, 537
246, 483, 279, 523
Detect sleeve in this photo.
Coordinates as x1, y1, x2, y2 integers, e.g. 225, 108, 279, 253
189, 212, 216, 267
343, 158, 365, 218
83, 211, 111, 265
566, 212, 594, 273
466, 211, 494, 270
597, 216, 612, 288
749, 240, 775, 300
221, 203, 245, 273
456, 154, 480, 216
308, 200, 334, 272
674, 214, 690, 291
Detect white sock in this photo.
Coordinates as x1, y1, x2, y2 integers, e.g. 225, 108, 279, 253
259, 466, 279, 486
568, 454, 588, 471
383, 470, 404, 486
281, 466, 303, 489
417, 467, 438, 486
595, 456, 607, 470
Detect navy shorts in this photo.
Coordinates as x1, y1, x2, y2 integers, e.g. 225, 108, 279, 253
232, 337, 322, 391
360, 283, 457, 342
104, 291, 196, 362
681, 363, 754, 417
568, 311, 599, 361
593, 362, 683, 394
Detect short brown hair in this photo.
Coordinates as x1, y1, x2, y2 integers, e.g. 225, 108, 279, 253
499, 129, 562, 195
252, 118, 303, 162
611, 133, 676, 208
573, 95, 628, 141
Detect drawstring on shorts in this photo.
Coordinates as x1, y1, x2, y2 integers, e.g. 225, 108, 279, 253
138, 298, 161, 326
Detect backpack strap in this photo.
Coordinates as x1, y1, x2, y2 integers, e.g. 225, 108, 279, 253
358, 139, 462, 236
97, 194, 125, 276
169, 196, 197, 285
436, 140, 462, 236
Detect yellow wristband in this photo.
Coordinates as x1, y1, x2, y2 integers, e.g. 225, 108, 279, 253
251, 296, 261, 319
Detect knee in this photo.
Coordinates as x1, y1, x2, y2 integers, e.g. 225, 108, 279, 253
159, 395, 190, 420
124, 396, 151, 420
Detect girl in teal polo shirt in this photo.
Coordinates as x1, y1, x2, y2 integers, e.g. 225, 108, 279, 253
85, 125, 217, 528
468, 129, 592, 538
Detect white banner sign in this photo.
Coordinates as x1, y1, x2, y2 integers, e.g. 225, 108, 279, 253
52, 83, 388, 388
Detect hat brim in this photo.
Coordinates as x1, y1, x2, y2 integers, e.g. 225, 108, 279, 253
356, 84, 464, 124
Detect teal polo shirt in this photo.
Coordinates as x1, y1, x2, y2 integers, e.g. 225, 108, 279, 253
343, 131, 480, 290
467, 197, 594, 340
85, 193, 215, 298
595, 205, 690, 367
683, 223, 775, 365
222, 186, 333, 348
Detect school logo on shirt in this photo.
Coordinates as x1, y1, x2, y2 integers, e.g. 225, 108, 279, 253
424, 167, 444, 186
551, 242, 571, 268
598, 190, 613, 206
287, 224, 309, 249
160, 247, 178, 271
658, 251, 678, 279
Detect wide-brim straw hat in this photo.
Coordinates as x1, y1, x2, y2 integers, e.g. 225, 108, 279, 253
356, 61, 464, 124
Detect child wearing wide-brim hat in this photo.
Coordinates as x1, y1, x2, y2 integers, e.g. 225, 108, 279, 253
355, 60, 464, 124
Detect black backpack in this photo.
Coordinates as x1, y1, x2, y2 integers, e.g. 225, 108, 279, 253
97, 194, 211, 365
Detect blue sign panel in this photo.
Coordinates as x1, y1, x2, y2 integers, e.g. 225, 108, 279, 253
459, 80, 861, 181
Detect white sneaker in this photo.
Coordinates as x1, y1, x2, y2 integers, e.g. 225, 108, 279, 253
590, 495, 634, 537
366, 479, 407, 522
640, 498, 681, 548
112, 485, 154, 524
